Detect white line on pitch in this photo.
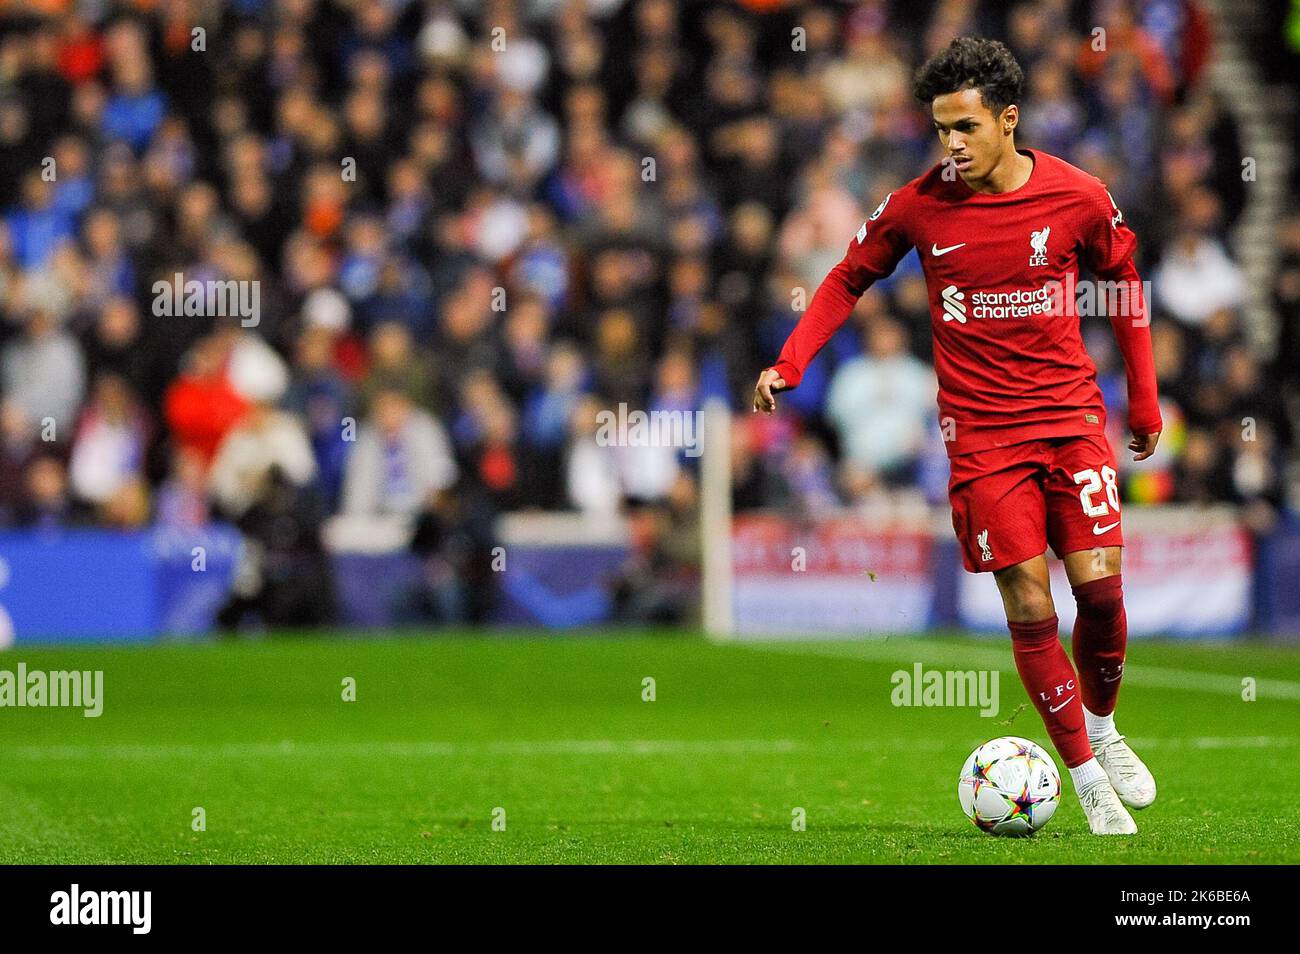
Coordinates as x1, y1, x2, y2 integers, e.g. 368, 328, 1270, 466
734, 640, 1300, 700
6, 736, 1296, 761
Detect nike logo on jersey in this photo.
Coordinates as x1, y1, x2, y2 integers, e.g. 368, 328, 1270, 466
931, 242, 966, 257
1093, 521, 1120, 535
1048, 695, 1075, 713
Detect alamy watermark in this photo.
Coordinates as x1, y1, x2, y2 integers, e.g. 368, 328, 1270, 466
0, 664, 103, 717
50, 884, 150, 934
152, 273, 260, 327
891, 663, 999, 717
595, 402, 702, 457
1045, 273, 1152, 324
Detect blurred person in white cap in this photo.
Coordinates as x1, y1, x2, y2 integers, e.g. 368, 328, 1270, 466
210, 328, 336, 631
208, 331, 316, 518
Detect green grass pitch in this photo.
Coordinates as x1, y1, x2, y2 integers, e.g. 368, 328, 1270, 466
1, 631, 1297, 864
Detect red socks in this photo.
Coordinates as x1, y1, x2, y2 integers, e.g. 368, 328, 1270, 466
1008, 615, 1093, 768
1070, 575, 1127, 717
1007, 577, 1127, 769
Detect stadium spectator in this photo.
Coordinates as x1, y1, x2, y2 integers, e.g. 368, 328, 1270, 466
1152, 223, 1246, 327
208, 335, 314, 519
825, 317, 935, 486
0, 398, 37, 522
2, 306, 85, 437
15, 454, 93, 530
612, 472, 700, 624
68, 371, 150, 510
341, 387, 458, 520
163, 333, 249, 467
285, 324, 354, 508
358, 320, 437, 414
5, 173, 77, 269
154, 446, 211, 531
566, 393, 622, 517
209, 334, 333, 631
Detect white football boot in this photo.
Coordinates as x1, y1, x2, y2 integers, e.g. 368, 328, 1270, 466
1092, 733, 1157, 809
1078, 779, 1138, 835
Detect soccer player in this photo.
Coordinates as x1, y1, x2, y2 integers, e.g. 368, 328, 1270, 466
754, 37, 1159, 835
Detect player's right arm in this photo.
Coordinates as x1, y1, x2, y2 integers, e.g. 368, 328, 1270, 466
753, 189, 915, 414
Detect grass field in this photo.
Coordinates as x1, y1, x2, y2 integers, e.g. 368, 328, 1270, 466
1, 631, 1297, 864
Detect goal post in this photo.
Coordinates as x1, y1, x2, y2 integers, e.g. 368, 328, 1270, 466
700, 398, 734, 638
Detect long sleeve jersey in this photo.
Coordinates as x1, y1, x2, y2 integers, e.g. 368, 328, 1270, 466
771, 148, 1163, 457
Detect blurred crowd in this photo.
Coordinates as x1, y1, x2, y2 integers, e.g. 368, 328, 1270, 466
0, 0, 1295, 625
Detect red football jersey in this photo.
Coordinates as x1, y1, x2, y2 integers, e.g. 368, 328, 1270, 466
771, 148, 1162, 457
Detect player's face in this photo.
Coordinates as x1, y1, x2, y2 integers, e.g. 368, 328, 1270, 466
930, 88, 1012, 181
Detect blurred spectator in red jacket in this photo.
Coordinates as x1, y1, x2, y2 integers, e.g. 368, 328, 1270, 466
163, 333, 248, 467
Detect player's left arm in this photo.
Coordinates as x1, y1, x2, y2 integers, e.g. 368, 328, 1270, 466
1080, 184, 1163, 461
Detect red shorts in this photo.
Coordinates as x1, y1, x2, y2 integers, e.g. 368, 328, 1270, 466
948, 434, 1124, 573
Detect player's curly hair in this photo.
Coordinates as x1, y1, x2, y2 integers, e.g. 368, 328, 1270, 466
913, 36, 1024, 118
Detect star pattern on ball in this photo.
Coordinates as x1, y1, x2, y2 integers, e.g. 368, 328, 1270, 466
1006, 781, 1038, 824
964, 757, 992, 807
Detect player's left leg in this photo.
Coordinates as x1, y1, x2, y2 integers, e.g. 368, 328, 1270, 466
1061, 547, 1156, 809
1048, 434, 1157, 809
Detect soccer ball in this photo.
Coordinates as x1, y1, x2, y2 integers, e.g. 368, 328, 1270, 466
958, 736, 1061, 836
